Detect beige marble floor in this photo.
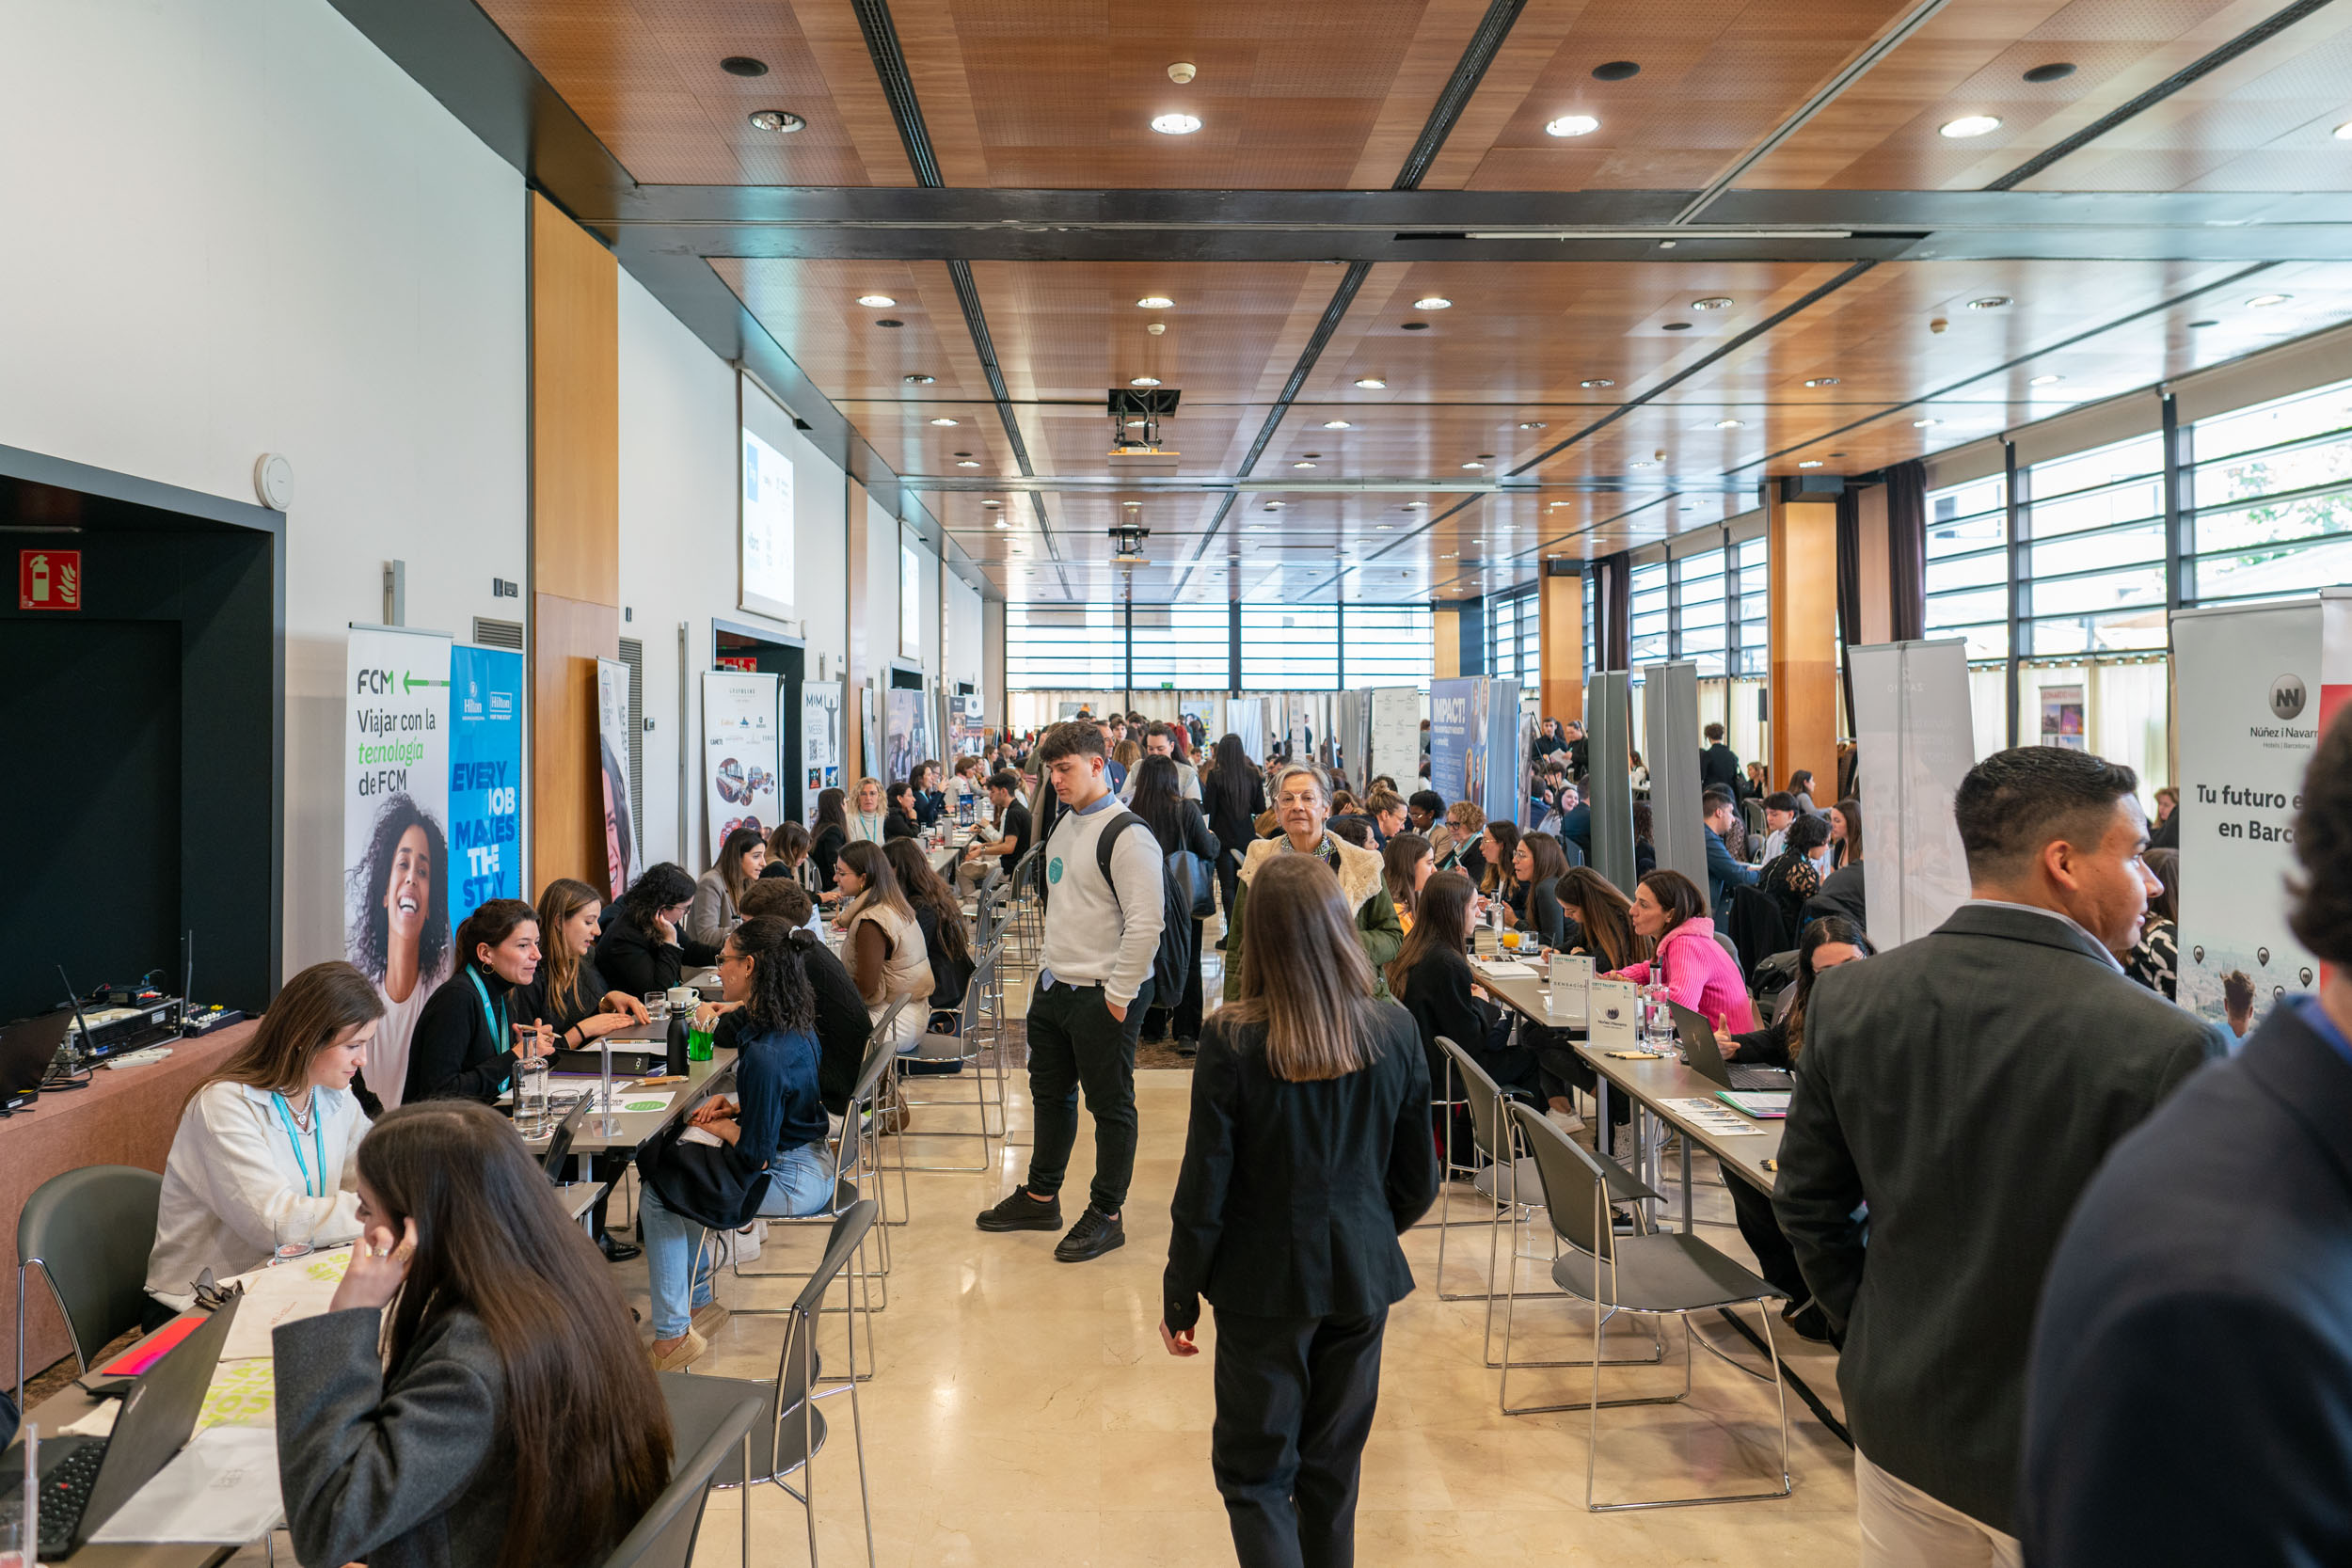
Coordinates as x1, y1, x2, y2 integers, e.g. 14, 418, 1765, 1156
623, 968, 1859, 1567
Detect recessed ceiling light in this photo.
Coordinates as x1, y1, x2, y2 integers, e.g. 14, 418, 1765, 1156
1518, 420, 1547, 430
2029, 372, 2064, 386
1913, 418, 1941, 427
1713, 419, 1744, 429
1968, 295, 2011, 310
2336, 121, 2352, 140
1322, 420, 1353, 429
1798, 460, 1825, 468
1545, 115, 1600, 137
1402, 322, 1431, 331
747, 110, 805, 133
1548, 501, 1569, 509
1414, 296, 1454, 310
956, 459, 980, 467
1692, 297, 1733, 311
1661, 321, 1692, 331
722, 55, 769, 77
1592, 60, 1641, 81
2023, 61, 2076, 83
1128, 375, 1163, 388
1151, 113, 1202, 135
981, 499, 1001, 507
929, 417, 958, 426
2246, 293, 2293, 308
1629, 460, 1656, 468
1804, 377, 1840, 388
1940, 115, 2002, 138
1581, 378, 1614, 388
1404, 501, 1426, 509
993, 519, 1009, 529
902, 373, 934, 386
1354, 376, 1387, 389
1461, 461, 1486, 470
875, 319, 903, 328
1248, 524, 1270, 531
856, 294, 896, 308
1375, 523, 1392, 531
1136, 295, 1174, 309
1293, 461, 1317, 469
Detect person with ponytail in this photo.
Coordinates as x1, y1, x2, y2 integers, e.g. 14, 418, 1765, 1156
403, 899, 554, 1108
273, 1099, 669, 1568
636, 915, 838, 1370
1162, 854, 1437, 1568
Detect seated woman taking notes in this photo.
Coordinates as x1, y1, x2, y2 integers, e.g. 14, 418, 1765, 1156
275, 1099, 669, 1568
146, 961, 383, 1314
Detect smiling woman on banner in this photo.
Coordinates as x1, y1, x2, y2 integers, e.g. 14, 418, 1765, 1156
347, 794, 453, 1111
146, 961, 384, 1318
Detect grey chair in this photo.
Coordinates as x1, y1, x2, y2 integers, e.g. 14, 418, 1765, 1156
17, 1165, 164, 1394
892, 939, 1005, 1170
691, 1201, 881, 1568
611, 1377, 764, 1568
1428, 1037, 1540, 1307
1500, 1101, 1791, 1512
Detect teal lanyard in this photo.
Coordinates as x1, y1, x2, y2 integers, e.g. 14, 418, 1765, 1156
466, 968, 513, 1094
270, 1093, 327, 1199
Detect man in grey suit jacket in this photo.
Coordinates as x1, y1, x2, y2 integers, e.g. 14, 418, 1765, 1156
1774, 746, 2227, 1564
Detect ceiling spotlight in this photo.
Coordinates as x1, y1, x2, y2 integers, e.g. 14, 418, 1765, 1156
721, 55, 769, 77
1940, 115, 2002, 138
1581, 378, 1614, 388
1354, 376, 1387, 388
1263, 501, 1284, 511
1461, 461, 1486, 470
1151, 113, 1202, 135
1375, 523, 1393, 531
1548, 501, 1569, 509
875, 319, 903, 328
981, 499, 1001, 507
1293, 461, 1317, 469
929, 417, 958, 426
1136, 295, 1174, 309
1968, 295, 2011, 310
1629, 460, 1656, 468
1404, 501, 1426, 509
2029, 372, 2064, 386
1414, 296, 1454, 309
2023, 61, 2077, 83
993, 519, 1009, 529
1545, 115, 1600, 137
2336, 121, 2352, 140
1713, 419, 1744, 429
1804, 377, 1840, 388
1402, 322, 1431, 331
1798, 460, 1825, 468
1129, 375, 1162, 387
747, 110, 805, 133
956, 459, 980, 467
2246, 293, 2293, 308
856, 294, 897, 308
1692, 297, 1733, 312
1248, 524, 1271, 531
1913, 418, 1942, 427
1518, 420, 1547, 430
1322, 420, 1353, 429
902, 373, 934, 385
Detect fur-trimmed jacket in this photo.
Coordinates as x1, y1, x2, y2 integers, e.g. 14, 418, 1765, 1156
1220, 831, 1406, 1002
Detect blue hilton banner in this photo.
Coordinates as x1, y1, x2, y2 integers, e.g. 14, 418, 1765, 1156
448, 643, 524, 923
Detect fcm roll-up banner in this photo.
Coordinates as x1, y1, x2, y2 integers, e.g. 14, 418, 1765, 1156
345, 626, 453, 1110
2172, 600, 2320, 1037
2322, 586, 2352, 733
704, 670, 781, 864
448, 644, 524, 924
1848, 640, 1976, 947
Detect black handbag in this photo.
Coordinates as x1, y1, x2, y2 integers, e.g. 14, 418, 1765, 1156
635, 1122, 756, 1232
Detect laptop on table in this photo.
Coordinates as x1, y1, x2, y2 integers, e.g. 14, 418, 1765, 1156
1673, 1003, 1793, 1093
0, 1296, 240, 1558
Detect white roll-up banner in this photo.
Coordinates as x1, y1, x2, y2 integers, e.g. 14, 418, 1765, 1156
1370, 687, 1422, 797
345, 626, 453, 1110
1848, 640, 1976, 947
801, 680, 844, 813
596, 657, 637, 901
703, 671, 782, 865
2173, 600, 2320, 1037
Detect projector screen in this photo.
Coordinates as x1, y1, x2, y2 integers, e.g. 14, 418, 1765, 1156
739, 379, 797, 622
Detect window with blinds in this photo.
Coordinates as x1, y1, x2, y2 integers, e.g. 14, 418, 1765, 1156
2024, 432, 2169, 656
2186, 374, 2352, 608
1129, 604, 1231, 689
1240, 604, 1339, 689
1007, 604, 1126, 689
1343, 603, 1435, 684
1924, 471, 2010, 660
1628, 560, 1670, 665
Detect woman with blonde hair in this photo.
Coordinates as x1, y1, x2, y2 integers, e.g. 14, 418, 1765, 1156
1434, 800, 1487, 879
834, 840, 930, 1054
846, 776, 889, 843
1162, 854, 1437, 1568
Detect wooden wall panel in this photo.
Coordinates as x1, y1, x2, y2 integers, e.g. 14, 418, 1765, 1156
1768, 495, 1840, 800
1433, 608, 1460, 680
1538, 566, 1583, 724
529, 193, 620, 888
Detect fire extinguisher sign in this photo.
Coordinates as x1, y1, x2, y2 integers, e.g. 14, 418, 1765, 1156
19, 549, 81, 610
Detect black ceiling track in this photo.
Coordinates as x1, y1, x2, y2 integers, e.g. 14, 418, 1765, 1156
1984, 0, 2338, 191
1178, 0, 1531, 596
1393, 0, 1531, 191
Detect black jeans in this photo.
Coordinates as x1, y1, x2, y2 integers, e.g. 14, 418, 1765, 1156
1727, 1175, 1807, 1303
1025, 977, 1152, 1214
1212, 1307, 1388, 1568
1216, 852, 1242, 942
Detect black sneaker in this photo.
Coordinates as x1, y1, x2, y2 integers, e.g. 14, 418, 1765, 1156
1174, 1037, 1199, 1057
976, 1189, 1062, 1232
599, 1234, 643, 1263
1054, 1207, 1126, 1262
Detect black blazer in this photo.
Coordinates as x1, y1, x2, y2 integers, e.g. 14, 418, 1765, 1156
592, 915, 720, 1002
512, 956, 613, 1041
1699, 741, 1742, 798
2025, 1002, 2352, 1564
1394, 948, 1496, 1089
882, 812, 921, 842
714, 940, 871, 1117
1518, 876, 1569, 951
405, 964, 520, 1106
808, 822, 848, 891
1205, 771, 1266, 860
1164, 1004, 1438, 1332
1773, 903, 2227, 1533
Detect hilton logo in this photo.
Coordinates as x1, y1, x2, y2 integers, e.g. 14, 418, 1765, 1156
2269, 673, 2308, 721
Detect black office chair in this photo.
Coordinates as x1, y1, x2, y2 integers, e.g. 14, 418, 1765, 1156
17, 1165, 163, 1395
605, 1378, 764, 1568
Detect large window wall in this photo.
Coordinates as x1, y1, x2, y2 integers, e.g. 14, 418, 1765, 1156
1484, 586, 1541, 685
1618, 517, 1771, 772
1007, 600, 1432, 693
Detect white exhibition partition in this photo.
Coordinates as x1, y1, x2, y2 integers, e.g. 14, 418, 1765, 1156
2172, 600, 2320, 1035
1847, 640, 1975, 947
1640, 659, 1705, 890
1369, 687, 1423, 793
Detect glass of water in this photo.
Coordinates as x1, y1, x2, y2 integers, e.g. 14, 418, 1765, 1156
515, 1056, 551, 1136
644, 990, 668, 1022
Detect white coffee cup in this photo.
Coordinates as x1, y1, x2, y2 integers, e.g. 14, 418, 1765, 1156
666, 986, 697, 1015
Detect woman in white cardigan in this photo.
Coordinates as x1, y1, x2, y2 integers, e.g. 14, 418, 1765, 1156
145, 961, 382, 1314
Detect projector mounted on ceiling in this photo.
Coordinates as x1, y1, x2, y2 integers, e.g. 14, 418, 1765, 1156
1108, 523, 1151, 566
1107, 387, 1180, 454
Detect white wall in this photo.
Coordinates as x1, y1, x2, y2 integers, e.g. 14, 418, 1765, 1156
946, 575, 984, 697
1, 0, 529, 975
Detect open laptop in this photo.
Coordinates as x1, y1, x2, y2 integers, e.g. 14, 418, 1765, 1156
0, 1010, 72, 1110
1673, 1003, 1792, 1093
539, 1094, 596, 1178
0, 1295, 240, 1558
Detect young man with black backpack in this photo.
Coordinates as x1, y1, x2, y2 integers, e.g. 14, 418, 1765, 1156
976, 721, 1166, 1261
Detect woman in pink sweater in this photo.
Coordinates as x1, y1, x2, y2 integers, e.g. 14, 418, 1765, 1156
1604, 869, 1758, 1033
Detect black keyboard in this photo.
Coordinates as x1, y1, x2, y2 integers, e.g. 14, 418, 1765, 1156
1726, 1063, 1792, 1092
0, 1435, 108, 1557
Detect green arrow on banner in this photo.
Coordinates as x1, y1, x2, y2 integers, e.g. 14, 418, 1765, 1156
404, 673, 451, 694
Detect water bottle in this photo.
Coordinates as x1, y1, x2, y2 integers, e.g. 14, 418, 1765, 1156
665, 1014, 690, 1076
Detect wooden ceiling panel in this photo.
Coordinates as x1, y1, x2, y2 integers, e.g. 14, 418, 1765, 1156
714, 259, 993, 407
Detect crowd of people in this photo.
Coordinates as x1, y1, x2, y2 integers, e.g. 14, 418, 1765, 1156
105, 685, 2352, 1568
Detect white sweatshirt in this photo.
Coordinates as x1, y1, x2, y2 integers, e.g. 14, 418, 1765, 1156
1040, 794, 1167, 1008
146, 1081, 369, 1307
